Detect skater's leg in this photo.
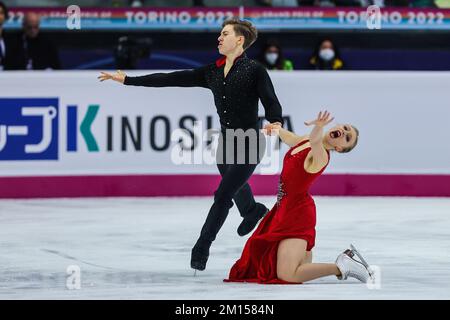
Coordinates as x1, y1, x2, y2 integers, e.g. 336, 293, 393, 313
191, 128, 265, 270
304, 251, 313, 264
277, 239, 340, 283
217, 162, 259, 218
231, 183, 257, 218
199, 163, 258, 243
191, 163, 258, 270
216, 126, 267, 219
216, 162, 268, 237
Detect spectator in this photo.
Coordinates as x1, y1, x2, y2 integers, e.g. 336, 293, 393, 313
257, 39, 294, 71
309, 38, 344, 70
8, 12, 61, 70
129, 0, 143, 6
0, 1, 11, 71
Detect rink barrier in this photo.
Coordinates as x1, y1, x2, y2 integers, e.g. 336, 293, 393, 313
2, 71, 450, 198
0, 174, 449, 198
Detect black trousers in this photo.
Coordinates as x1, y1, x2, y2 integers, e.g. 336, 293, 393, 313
197, 127, 266, 244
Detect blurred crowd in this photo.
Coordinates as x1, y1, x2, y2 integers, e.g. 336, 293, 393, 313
0, 1, 346, 72
0, 2, 60, 70
127, 0, 447, 8
2, 0, 449, 7
1, 1, 448, 71
257, 38, 344, 71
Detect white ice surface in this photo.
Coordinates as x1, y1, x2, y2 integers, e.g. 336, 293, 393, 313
0, 196, 449, 299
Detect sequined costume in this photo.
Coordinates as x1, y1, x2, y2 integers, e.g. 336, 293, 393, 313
124, 53, 283, 130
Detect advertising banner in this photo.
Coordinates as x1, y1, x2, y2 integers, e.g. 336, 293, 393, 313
1, 70, 449, 197
4, 7, 450, 31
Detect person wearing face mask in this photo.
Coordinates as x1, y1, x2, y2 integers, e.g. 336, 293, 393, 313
258, 39, 294, 71
309, 38, 344, 71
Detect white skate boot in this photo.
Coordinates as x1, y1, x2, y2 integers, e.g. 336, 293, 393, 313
335, 244, 374, 283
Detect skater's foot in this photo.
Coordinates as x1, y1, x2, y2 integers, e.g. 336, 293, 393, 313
191, 239, 211, 271
335, 245, 372, 283
237, 203, 269, 237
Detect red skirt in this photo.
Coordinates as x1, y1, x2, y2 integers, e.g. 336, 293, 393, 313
224, 196, 316, 284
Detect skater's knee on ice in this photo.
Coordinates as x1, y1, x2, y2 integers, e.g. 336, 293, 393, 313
277, 266, 297, 283
277, 264, 304, 283
276, 238, 307, 283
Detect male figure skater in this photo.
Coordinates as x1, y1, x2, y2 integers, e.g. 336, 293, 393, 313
98, 18, 284, 272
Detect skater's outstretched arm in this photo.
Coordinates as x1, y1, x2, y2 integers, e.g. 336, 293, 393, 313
98, 66, 209, 88
256, 64, 284, 125
304, 111, 334, 172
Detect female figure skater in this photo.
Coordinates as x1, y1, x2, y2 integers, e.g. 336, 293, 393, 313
225, 111, 373, 284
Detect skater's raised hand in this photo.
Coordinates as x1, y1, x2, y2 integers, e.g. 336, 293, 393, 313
98, 70, 127, 83
263, 122, 282, 135
304, 111, 334, 128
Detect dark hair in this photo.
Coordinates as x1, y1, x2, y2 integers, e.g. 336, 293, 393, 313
222, 18, 258, 50
340, 126, 359, 153
259, 38, 286, 70
0, 1, 8, 20
311, 37, 341, 62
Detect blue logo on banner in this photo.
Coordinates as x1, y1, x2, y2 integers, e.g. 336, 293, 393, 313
0, 98, 59, 160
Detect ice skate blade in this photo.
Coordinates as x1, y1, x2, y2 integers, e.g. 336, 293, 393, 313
349, 244, 374, 278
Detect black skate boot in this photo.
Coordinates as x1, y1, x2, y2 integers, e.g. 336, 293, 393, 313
190, 239, 211, 271
237, 203, 269, 237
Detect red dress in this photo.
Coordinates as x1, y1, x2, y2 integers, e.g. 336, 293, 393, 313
224, 139, 330, 284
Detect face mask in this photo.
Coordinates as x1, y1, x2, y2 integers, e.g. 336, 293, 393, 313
265, 52, 279, 65
319, 48, 335, 61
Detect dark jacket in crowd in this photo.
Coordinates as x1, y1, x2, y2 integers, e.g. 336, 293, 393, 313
0, 31, 15, 70
4, 32, 60, 70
